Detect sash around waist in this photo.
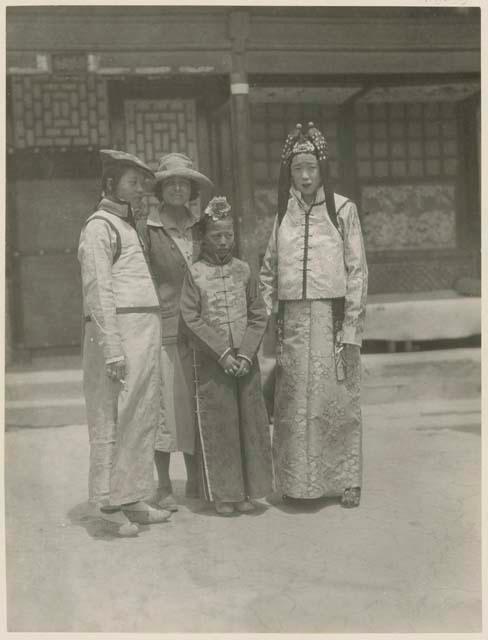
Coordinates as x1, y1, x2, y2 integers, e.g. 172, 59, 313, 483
84, 306, 161, 322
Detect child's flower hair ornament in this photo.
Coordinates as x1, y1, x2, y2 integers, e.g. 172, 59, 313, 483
204, 196, 232, 221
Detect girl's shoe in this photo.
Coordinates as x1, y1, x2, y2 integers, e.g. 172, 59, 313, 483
234, 500, 255, 513
341, 487, 361, 508
98, 506, 139, 537
122, 501, 172, 524
215, 501, 235, 516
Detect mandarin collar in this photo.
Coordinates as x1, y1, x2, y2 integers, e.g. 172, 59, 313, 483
286, 187, 328, 225
200, 247, 234, 266
290, 186, 326, 212
97, 197, 132, 219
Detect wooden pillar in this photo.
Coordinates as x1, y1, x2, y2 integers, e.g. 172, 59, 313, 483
229, 10, 258, 273
338, 86, 370, 209
457, 93, 481, 262
6, 78, 19, 366
337, 101, 357, 202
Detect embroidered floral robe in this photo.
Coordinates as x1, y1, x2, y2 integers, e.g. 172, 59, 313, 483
260, 188, 368, 499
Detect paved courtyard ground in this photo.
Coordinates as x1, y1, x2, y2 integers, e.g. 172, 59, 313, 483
4, 349, 482, 633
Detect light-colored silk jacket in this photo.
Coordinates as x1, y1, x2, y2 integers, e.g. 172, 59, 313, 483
260, 187, 368, 346
180, 256, 268, 363
78, 198, 160, 361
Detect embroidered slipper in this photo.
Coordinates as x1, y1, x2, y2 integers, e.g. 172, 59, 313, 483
122, 501, 172, 524
98, 507, 139, 537
341, 487, 361, 508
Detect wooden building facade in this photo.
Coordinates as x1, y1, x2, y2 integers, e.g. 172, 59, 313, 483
6, 6, 480, 359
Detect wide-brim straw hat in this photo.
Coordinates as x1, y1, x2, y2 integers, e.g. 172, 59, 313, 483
153, 153, 213, 193
100, 149, 154, 179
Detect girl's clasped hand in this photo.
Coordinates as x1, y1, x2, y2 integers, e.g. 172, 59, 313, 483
220, 353, 251, 377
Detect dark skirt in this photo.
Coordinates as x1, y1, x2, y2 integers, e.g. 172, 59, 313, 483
192, 350, 274, 503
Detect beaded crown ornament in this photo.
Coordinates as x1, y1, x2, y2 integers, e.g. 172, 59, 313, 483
280, 122, 329, 164
277, 122, 331, 226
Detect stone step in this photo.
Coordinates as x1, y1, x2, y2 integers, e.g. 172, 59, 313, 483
5, 369, 84, 428
363, 397, 480, 418
5, 348, 480, 428
362, 348, 480, 404
6, 378, 83, 402
6, 404, 87, 430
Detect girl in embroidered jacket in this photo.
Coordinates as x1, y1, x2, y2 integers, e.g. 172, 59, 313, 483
260, 123, 368, 508
180, 197, 274, 516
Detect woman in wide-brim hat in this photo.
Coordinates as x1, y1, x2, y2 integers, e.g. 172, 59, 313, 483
152, 152, 213, 202
137, 152, 214, 512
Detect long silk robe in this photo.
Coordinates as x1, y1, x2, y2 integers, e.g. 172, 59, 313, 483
260, 188, 368, 499
78, 198, 161, 507
180, 253, 274, 503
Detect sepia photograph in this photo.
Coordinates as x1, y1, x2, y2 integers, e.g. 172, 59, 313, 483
4, 1, 482, 634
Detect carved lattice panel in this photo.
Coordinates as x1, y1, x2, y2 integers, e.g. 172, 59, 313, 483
11, 76, 109, 149
354, 101, 458, 180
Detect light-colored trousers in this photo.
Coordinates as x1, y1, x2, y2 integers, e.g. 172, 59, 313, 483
83, 313, 161, 506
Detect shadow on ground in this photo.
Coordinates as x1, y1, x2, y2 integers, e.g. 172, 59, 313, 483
162, 479, 273, 518
265, 491, 342, 514
67, 501, 155, 540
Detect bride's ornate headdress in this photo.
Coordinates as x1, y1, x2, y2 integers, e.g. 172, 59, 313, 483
278, 122, 335, 227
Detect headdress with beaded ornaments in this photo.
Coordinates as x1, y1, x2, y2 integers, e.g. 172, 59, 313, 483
204, 196, 232, 222
278, 121, 337, 228
280, 122, 328, 164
